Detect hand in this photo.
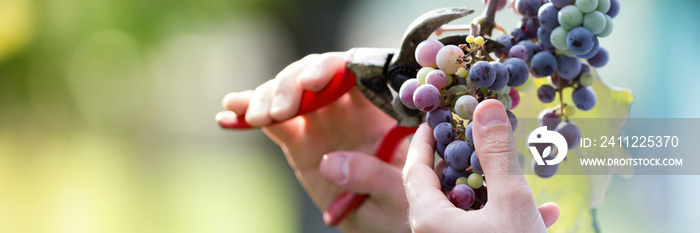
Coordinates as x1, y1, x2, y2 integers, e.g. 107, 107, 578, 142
402, 100, 560, 232
217, 51, 410, 233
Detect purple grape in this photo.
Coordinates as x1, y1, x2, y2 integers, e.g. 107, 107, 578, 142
509, 88, 520, 109
495, 35, 515, 57
567, 27, 596, 56
426, 70, 448, 89
469, 61, 497, 88
557, 55, 582, 80
529, 142, 554, 158
524, 17, 540, 39
426, 106, 452, 129
511, 28, 528, 42
538, 3, 560, 30
587, 47, 609, 68
538, 108, 561, 130
518, 40, 539, 64
441, 167, 468, 191
580, 64, 591, 74
530, 52, 557, 77
551, 0, 574, 8
506, 110, 518, 131
509, 45, 529, 61
465, 122, 473, 145
504, 58, 529, 87
488, 62, 510, 90
449, 184, 476, 210
538, 28, 554, 49
412, 84, 441, 112
537, 84, 556, 103
470, 151, 482, 174
415, 39, 444, 68
516, 0, 543, 17
445, 140, 473, 171
399, 79, 420, 109
456, 75, 468, 85
555, 121, 582, 149
532, 158, 558, 178
579, 35, 600, 59
436, 142, 448, 159
607, 0, 620, 18
572, 86, 597, 111
434, 122, 456, 145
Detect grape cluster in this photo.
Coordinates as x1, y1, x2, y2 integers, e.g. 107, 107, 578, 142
397, 0, 620, 211
401, 35, 528, 210
506, 0, 619, 177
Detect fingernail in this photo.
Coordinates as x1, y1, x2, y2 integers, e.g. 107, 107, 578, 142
476, 101, 507, 127
321, 153, 349, 184
216, 111, 236, 125
270, 93, 288, 114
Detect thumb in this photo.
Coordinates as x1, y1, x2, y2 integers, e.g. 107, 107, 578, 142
471, 100, 535, 207
320, 151, 404, 202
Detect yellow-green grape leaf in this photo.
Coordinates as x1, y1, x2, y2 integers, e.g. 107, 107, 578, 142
512, 69, 634, 233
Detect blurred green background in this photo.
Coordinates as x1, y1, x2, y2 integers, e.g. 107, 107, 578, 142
1, 0, 699, 232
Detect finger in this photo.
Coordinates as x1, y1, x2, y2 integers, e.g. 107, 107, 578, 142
537, 202, 560, 228
244, 79, 276, 127
434, 159, 447, 178
297, 52, 346, 92
471, 100, 534, 205
216, 111, 241, 128
269, 54, 320, 121
320, 151, 404, 202
222, 90, 254, 115
402, 123, 454, 212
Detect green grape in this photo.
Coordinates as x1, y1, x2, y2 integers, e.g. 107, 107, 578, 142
550, 26, 570, 51
467, 173, 483, 189
558, 5, 583, 30
417, 67, 435, 84
498, 94, 512, 110
475, 36, 485, 46
505, 94, 513, 110
456, 176, 469, 186
448, 84, 469, 94
597, 14, 614, 37
456, 67, 468, 78
494, 85, 510, 96
596, 0, 611, 13
564, 104, 576, 117
583, 11, 607, 34
466, 35, 475, 44
455, 95, 479, 120
445, 74, 454, 87
579, 72, 594, 86
562, 49, 576, 58
576, 0, 598, 13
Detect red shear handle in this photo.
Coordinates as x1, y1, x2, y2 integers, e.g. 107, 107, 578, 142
323, 125, 418, 226
219, 51, 357, 129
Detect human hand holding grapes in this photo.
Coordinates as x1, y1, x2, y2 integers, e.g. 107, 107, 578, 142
217, 51, 411, 233
403, 100, 560, 232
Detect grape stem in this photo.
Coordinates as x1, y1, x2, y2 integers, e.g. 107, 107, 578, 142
480, 0, 499, 36
555, 73, 568, 121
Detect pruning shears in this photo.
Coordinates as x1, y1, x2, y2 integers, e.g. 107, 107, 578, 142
219, 7, 475, 226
